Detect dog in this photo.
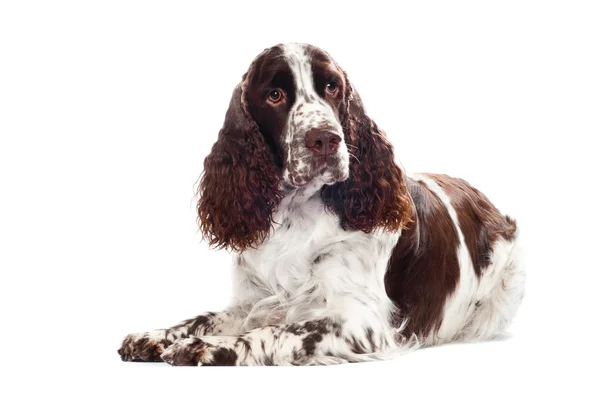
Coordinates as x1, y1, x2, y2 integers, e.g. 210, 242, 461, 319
118, 43, 525, 366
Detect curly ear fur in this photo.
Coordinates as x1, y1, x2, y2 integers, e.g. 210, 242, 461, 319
322, 79, 412, 233
197, 82, 283, 252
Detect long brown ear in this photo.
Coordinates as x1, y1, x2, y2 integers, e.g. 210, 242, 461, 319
322, 80, 411, 233
197, 83, 282, 251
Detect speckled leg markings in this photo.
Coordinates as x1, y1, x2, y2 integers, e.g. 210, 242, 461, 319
118, 310, 245, 362
160, 318, 391, 366
118, 330, 169, 362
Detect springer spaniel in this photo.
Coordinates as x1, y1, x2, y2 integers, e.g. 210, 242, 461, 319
118, 43, 525, 366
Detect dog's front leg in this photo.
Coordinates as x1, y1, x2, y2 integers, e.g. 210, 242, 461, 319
161, 315, 396, 366
118, 307, 247, 362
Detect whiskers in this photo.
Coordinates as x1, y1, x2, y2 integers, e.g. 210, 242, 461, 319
348, 151, 361, 164
344, 143, 361, 164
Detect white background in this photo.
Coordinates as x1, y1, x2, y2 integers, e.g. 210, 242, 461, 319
1, 0, 599, 396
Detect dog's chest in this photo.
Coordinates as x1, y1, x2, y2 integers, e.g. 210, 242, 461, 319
239, 194, 359, 294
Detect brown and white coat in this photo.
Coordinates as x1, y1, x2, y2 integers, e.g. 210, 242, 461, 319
118, 43, 525, 366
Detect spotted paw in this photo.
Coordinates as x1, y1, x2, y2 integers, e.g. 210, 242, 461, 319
118, 331, 167, 362
160, 336, 239, 366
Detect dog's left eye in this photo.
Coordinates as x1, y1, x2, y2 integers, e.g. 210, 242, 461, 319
267, 89, 283, 104
325, 82, 338, 96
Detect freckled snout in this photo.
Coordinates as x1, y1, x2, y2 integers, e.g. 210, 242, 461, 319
305, 129, 341, 156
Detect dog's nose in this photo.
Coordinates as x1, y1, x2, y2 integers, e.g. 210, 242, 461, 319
305, 129, 341, 156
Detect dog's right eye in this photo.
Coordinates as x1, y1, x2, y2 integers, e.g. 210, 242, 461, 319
267, 90, 283, 104
325, 82, 338, 95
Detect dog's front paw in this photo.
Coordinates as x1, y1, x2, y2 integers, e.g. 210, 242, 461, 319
161, 336, 239, 366
118, 331, 167, 362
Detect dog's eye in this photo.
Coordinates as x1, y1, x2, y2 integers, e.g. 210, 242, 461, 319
325, 82, 338, 96
267, 89, 283, 104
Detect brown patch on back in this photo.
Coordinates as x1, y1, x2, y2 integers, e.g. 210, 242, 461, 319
385, 177, 461, 338
426, 174, 517, 277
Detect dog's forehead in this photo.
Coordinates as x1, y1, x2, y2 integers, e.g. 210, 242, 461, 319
279, 43, 334, 68
247, 44, 338, 86
278, 44, 312, 96
249, 43, 313, 70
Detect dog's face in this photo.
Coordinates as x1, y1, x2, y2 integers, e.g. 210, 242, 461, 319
198, 43, 410, 251
244, 43, 350, 188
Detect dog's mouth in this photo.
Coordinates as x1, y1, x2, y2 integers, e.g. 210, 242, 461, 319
315, 155, 339, 169
283, 153, 349, 189
320, 160, 350, 185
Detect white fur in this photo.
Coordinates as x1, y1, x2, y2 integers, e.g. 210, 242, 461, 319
230, 178, 409, 363
459, 236, 526, 341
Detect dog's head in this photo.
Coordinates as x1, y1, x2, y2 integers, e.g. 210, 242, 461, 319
198, 43, 410, 251
243, 43, 350, 188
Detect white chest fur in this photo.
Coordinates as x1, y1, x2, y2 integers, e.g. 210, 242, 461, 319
232, 181, 401, 327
